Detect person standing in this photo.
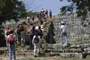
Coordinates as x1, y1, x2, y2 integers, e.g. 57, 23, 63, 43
60, 22, 68, 46
7, 29, 16, 60
49, 10, 52, 19
5, 27, 10, 47
45, 10, 48, 18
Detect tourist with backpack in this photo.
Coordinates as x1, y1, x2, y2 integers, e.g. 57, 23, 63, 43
27, 17, 30, 23
15, 25, 21, 46
20, 22, 26, 47
5, 27, 10, 47
40, 18, 43, 25
44, 16, 47, 24
49, 10, 52, 19
45, 10, 48, 18
29, 26, 36, 49
7, 29, 16, 60
32, 30, 41, 57
60, 22, 68, 46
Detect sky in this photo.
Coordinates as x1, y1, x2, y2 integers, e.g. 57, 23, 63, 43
23, 0, 71, 15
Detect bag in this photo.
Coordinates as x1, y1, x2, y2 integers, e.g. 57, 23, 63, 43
30, 22, 33, 25
34, 36, 39, 43
9, 35, 14, 44
20, 25, 24, 31
37, 29, 41, 34
17, 28, 20, 34
6, 30, 10, 35
28, 18, 30, 20
40, 19, 42, 21
45, 11, 48, 14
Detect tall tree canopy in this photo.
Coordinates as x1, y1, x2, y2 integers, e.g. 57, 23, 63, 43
60, 0, 90, 18
0, 0, 26, 23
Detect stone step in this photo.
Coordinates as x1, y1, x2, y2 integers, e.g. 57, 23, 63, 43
59, 53, 83, 59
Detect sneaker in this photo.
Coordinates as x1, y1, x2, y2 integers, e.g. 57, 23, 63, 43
38, 52, 40, 55
34, 55, 37, 57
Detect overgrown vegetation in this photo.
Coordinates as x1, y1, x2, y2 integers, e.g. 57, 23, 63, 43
44, 21, 56, 44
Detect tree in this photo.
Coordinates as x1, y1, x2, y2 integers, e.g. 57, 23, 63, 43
60, 0, 90, 18
0, 0, 26, 47
0, 0, 26, 22
45, 21, 56, 44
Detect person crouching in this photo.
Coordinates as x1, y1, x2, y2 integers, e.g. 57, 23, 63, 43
32, 30, 41, 57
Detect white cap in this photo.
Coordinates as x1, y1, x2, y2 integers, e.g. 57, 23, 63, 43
61, 21, 64, 24
35, 26, 39, 30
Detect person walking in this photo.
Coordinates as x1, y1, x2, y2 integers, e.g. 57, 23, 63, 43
29, 26, 36, 49
45, 10, 48, 18
60, 22, 68, 46
32, 30, 41, 57
15, 25, 21, 46
49, 10, 52, 19
20, 22, 26, 47
7, 29, 16, 60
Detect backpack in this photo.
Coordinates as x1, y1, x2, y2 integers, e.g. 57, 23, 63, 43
30, 22, 33, 25
37, 29, 41, 34
40, 19, 42, 21
45, 11, 48, 14
6, 30, 10, 35
28, 18, 30, 20
34, 36, 39, 43
9, 35, 14, 44
20, 25, 24, 31
17, 28, 20, 34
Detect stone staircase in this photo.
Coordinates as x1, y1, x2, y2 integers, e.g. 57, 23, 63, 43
1, 14, 90, 60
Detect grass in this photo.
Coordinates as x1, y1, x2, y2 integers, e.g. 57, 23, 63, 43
21, 58, 90, 60
22, 58, 41, 60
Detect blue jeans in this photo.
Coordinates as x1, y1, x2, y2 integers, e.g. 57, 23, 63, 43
30, 35, 33, 47
60, 32, 68, 45
9, 44, 16, 60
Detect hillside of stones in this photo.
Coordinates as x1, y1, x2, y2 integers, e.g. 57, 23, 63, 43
1, 14, 90, 60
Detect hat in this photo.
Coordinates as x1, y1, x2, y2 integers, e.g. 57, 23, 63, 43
61, 21, 64, 24
35, 26, 39, 30
10, 29, 13, 32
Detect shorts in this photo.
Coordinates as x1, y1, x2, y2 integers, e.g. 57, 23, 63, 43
21, 32, 26, 39
16, 34, 21, 41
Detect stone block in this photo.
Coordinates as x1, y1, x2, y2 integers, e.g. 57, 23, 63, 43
74, 53, 83, 59
87, 47, 90, 51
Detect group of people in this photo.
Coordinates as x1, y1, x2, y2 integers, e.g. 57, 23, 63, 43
5, 21, 44, 60
4, 8, 68, 60
37, 8, 52, 24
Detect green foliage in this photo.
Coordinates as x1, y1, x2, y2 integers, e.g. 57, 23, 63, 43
60, 0, 90, 18
45, 21, 56, 44
0, 0, 26, 22
19, 11, 37, 18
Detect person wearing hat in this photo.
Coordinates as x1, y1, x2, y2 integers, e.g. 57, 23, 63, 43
60, 21, 68, 46
7, 29, 16, 60
5, 27, 10, 47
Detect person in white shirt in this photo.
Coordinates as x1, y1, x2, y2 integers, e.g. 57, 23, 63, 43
5, 27, 10, 47
32, 30, 41, 57
60, 22, 68, 45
